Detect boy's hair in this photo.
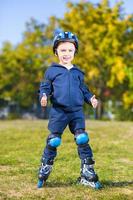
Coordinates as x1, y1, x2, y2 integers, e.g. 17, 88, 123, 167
53, 31, 78, 54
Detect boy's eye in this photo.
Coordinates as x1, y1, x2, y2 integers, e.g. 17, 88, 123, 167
60, 49, 74, 52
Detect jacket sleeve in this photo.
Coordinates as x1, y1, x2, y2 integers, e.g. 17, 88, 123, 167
79, 73, 93, 104
39, 69, 53, 101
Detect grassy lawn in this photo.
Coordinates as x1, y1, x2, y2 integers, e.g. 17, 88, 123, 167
0, 120, 133, 200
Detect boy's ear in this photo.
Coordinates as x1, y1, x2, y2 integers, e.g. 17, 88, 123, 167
75, 48, 78, 55
74, 50, 77, 56
55, 49, 58, 56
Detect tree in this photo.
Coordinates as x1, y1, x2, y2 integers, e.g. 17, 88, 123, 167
0, 1, 132, 120
0, 18, 55, 108
57, 0, 133, 117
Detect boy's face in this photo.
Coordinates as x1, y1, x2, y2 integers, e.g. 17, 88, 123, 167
56, 42, 75, 66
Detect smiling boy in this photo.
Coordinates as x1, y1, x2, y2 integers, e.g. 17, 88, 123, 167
37, 31, 101, 189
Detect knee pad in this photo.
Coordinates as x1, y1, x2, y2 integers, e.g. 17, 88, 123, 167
75, 130, 89, 145
48, 134, 61, 148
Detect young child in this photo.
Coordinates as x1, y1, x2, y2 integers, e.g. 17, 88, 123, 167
37, 31, 102, 189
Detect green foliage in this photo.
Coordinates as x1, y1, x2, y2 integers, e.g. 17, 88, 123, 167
115, 106, 133, 121
0, 19, 55, 107
59, 0, 133, 110
0, 1, 132, 118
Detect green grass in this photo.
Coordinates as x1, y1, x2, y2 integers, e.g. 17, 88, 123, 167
0, 120, 133, 200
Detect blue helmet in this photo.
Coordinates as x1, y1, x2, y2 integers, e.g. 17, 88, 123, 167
53, 31, 78, 54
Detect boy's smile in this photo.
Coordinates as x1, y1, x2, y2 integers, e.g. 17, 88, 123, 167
56, 42, 75, 67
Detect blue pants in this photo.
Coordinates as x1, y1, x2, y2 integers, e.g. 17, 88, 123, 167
42, 106, 93, 161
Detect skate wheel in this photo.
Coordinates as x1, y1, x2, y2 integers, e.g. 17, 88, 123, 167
77, 177, 81, 184
37, 180, 44, 188
95, 181, 102, 189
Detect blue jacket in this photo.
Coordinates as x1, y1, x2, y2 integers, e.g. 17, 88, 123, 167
39, 63, 93, 111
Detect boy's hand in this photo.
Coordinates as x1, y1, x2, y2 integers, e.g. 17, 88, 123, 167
41, 93, 47, 107
90, 95, 98, 108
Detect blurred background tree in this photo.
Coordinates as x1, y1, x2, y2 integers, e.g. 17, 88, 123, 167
58, 0, 133, 119
0, 18, 55, 108
0, 0, 132, 120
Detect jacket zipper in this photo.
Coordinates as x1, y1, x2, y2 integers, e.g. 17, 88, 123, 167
68, 70, 71, 107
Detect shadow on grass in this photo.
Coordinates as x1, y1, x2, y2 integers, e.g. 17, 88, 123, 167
45, 178, 77, 188
45, 179, 133, 188
101, 180, 133, 188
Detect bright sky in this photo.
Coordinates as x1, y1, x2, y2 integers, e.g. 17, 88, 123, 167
0, 0, 132, 47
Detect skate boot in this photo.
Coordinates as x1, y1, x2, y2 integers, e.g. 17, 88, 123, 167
37, 158, 53, 188
78, 157, 102, 189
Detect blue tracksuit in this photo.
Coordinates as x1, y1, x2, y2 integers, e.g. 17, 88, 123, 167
40, 63, 94, 160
